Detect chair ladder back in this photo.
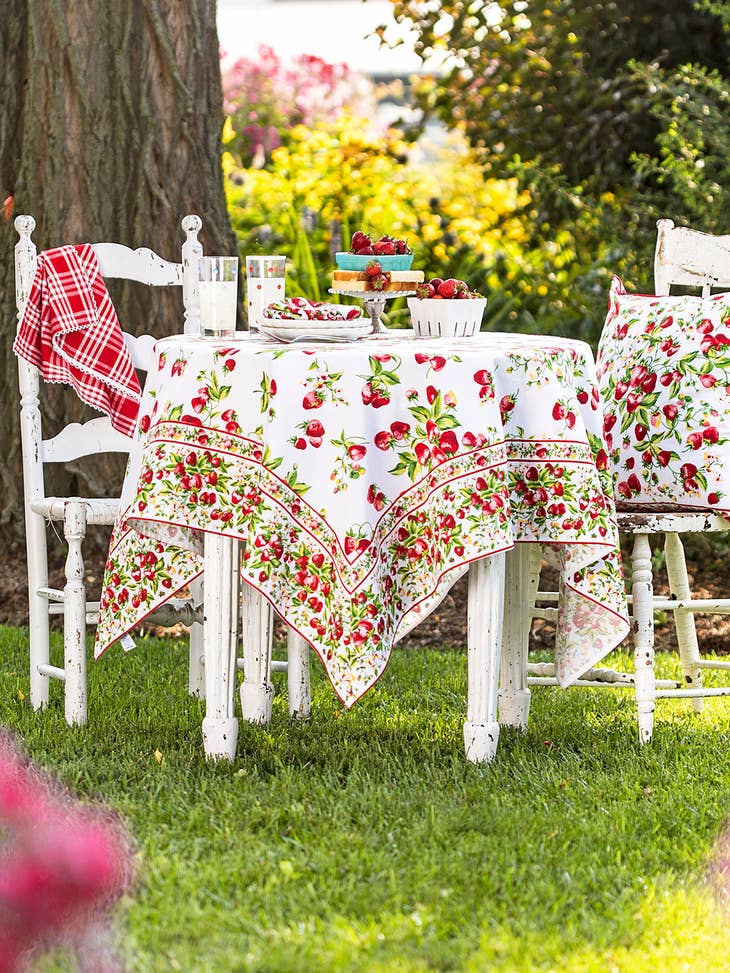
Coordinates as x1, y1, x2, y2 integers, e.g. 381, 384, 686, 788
17, 216, 204, 469
91, 243, 183, 286
655, 218, 730, 297
92, 215, 202, 335
123, 332, 157, 372
42, 417, 132, 464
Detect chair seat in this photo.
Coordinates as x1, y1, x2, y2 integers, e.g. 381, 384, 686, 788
31, 496, 120, 525
616, 508, 730, 534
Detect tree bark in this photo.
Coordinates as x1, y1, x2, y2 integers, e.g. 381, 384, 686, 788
0, 0, 235, 532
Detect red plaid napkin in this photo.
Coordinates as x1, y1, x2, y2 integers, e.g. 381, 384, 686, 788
13, 244, 141, 437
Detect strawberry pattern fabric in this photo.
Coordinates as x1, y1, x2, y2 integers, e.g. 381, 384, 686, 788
597, 276, 730, 510
94, 332, 629, 705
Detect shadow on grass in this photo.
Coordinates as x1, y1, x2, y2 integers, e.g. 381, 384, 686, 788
2, 628, 730, 972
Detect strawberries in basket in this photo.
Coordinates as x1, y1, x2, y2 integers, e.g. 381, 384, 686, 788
349, 230, 412, 257
415, 277, 482, 300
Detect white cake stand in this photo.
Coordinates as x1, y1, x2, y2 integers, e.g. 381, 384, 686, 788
328, 289, 417, 334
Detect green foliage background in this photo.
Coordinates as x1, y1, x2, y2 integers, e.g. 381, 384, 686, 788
384, 0, 730, 342
224, 1, 730, 344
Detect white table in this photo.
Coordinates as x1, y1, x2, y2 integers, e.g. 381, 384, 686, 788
95, 332, 629, 762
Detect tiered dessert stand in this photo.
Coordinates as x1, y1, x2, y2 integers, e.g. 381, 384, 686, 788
328, 288, 417, 334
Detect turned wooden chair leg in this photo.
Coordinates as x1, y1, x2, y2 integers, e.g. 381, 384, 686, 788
202, 535, 239, 760
63, 500, 87, 727
465, 552, 506, 763
631, 532, 656, 744
187, 577, 205, 698
239, 583, 275, 725
287, 629, 311, 719
499, 543, 541, 729
664, 531, 703, 713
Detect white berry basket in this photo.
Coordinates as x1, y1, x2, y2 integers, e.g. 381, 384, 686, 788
407, 297, 487, 338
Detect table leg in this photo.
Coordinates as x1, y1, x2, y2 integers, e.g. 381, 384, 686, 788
201, 534, 239, 761
239, 582, 275, 724
498, 544, 541, 728
464, 552, 506, 763
287, 629, 311, 719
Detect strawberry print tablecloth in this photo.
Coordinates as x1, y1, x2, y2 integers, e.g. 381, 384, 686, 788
94, 332, 629, 706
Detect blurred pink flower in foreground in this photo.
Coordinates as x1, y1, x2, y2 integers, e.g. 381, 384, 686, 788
0, 735, 133, 972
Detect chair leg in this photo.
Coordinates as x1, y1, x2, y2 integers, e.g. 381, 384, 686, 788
287, 629, 311, 719
26, 511, 51, 711
63, 501, 88, 726
631, 532, 655, 744
464, 552, 506, 763
664, 531, 703, 713
239, 583, 275, 725
498, 544, 541, 729
187, 578, 205, 698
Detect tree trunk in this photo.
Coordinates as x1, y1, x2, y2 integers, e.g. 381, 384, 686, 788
0, 0, 235, 534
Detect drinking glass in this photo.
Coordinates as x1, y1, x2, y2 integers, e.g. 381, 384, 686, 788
198, 256, 238, 338
246, 255, 286, 332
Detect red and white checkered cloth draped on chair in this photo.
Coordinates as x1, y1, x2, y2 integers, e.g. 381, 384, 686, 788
13, 244, 141, 437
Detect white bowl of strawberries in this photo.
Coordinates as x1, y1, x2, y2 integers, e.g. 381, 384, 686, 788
407, 278, 486, 338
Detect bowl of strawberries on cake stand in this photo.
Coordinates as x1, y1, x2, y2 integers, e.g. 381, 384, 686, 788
329, 230, 424, 333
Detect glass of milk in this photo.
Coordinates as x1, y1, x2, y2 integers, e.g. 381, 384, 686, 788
198, 256, 238, 337
245, 255, 286, 332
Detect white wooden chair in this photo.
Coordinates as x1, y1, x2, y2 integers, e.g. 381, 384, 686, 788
499, 219, 730, 743
15, 213, 207, 726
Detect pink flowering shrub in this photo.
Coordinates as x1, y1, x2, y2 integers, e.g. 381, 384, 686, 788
221, 45, 375, 167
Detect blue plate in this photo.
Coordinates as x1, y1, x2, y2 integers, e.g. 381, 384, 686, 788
335, 252, 414, 272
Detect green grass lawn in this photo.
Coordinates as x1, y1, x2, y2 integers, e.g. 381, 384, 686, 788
1, 625, 729, 972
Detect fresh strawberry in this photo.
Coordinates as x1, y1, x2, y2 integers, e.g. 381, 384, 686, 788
355, 246, 375, 255
350, 230, 372, 251
370, 273, 391, 291
365, 260, 384, 279
437, 278, 458, 298
415, 282, 436, 299
394, 238, 409, 254
373, 238, 396, 256
430, 277, 443, 291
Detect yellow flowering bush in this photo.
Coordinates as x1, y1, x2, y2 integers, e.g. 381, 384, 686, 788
225, 114, 530, 316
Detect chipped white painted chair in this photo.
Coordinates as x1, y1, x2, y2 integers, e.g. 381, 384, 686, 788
500, 219, 730, 743
15, 214, 207, 725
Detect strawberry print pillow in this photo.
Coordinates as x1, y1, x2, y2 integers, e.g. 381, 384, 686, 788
596, 275, 730, 510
